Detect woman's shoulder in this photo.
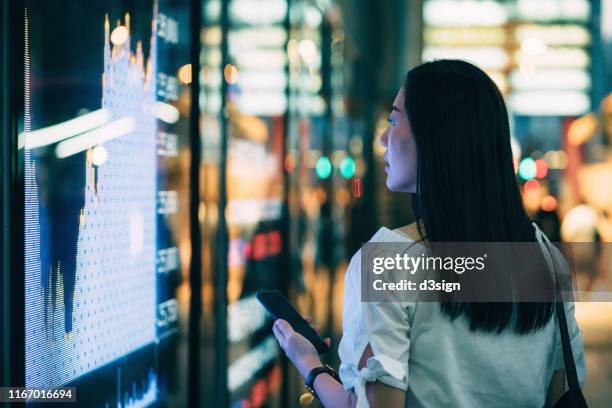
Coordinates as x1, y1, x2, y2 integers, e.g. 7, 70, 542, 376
371, 221, 425, 243
346, 223, 428, 276
393, 221, 426, 242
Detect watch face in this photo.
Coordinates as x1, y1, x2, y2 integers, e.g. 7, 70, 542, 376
300, 392, 315, 406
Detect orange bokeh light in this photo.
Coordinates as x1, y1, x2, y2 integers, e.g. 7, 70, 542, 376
541, 195, 558, 212
524, 179, 540, 192
535, 159, 548, 179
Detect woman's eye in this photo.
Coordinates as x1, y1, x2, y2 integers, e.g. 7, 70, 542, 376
387, 117, 397, 126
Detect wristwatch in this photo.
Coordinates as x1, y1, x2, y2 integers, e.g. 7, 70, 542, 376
304, 364, 342, 400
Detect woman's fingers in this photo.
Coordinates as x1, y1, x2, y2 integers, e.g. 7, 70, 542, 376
304, 316, 321, 333
275, 319, 295, 337
324, 337, 331, 347
272, 321, 285, 347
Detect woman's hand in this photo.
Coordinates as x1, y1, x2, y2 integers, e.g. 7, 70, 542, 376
272, 316, 332, 379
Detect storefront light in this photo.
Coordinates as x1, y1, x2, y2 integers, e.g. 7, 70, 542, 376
232, 50, 287, 70
423, 46, 508, 69
205, 0, 221, 22
298, 39, 318, 65
202, 26, 222, 46
513, 47, 590, 68
509, 91, 590, 116
516, 0, 590, 22
521, 37, 547, 55
424, 27, 506, 46
229, 28, 287, 48
237, 93, 287, 116
514, 25, 590, 46
238, 71, 287, 91
424, 0, 508, 27
230, 0, 287, 25
510, 68, 590, 91
305, 6, 323, 27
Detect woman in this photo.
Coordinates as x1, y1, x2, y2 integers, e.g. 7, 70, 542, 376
272, 60, 585, 407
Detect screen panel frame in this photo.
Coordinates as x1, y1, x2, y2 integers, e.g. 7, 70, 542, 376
7, 2, 194, 405
1, 0, 25, 393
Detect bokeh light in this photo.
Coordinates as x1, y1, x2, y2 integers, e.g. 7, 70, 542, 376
518, 157, 537, 180
340, 157, 356, 179
535, 158, 548, 179
315, 156, 332, 179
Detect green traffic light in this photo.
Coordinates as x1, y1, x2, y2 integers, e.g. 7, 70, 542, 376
340, 157, 356, 179
316, 157, 332, 179
518, 157, 537, 180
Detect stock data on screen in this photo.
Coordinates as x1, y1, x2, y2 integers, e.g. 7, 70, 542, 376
23, 1, 188, 406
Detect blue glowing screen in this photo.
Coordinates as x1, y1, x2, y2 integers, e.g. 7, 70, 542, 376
23, 1, 188, 405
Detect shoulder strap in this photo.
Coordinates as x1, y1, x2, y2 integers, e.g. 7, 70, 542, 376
555, 300, 581, 392
532, 223, 581, 393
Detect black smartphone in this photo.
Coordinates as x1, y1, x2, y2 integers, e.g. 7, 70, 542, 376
256, 290, 329, 354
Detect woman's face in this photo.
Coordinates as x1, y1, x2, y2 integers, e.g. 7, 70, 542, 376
380, 87, 418, 193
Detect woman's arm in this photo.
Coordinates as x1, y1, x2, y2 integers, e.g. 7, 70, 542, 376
273, 320, 406, 407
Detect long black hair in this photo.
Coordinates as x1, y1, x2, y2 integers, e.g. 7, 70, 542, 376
404, 59, 553, 334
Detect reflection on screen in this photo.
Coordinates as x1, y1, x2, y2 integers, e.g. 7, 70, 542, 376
23, 1, 186, 405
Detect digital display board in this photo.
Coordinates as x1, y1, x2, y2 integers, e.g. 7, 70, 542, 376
23, 1, 189, 405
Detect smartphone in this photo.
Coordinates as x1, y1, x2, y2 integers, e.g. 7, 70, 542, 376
256, 290, 329, 354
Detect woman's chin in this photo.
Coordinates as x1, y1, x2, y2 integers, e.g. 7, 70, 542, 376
386, 177, 400, 192
386, 176, 413, 193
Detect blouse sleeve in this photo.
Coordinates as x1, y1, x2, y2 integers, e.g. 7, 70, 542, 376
338, 248, 414, 408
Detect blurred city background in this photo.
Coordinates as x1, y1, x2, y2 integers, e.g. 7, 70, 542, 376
2, 0, 612, 407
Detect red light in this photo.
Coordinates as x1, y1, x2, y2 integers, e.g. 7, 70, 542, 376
242, 242, 252, 259
250, 378, 268, 408
535, 159, 548, 179
252, 234, 266, 260
351, 178, 362, 198
541, 195, 557, 212
268, 231, 281, 255
244, 231, 282, 261
523, 179, 540, 192
268, 364, 282, 394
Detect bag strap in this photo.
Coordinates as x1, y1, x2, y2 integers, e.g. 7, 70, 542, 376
555, 300, 581, 393
532, 223, 581, 393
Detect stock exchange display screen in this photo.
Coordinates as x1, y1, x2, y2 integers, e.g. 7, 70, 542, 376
23, 0, 189, 405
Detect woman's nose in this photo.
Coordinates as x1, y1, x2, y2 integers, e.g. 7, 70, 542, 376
380, 127, 389, 148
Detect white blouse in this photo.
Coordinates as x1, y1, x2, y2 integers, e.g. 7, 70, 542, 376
337, 226, 585, 408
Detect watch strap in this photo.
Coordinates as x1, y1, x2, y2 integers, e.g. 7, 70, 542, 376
304, 364, 341, 399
